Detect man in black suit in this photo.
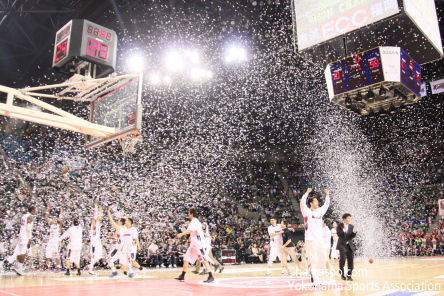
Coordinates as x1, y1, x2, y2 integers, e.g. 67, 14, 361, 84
336, 213, 357, 281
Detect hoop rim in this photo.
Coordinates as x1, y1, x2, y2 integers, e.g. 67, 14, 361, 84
119, 131, 142, 140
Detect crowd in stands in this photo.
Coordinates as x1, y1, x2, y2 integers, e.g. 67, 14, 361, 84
0, 124, 297, 271
1, 119, 444, 273
388, 185, 444, 256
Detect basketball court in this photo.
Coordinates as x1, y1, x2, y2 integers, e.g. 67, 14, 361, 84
0, 2, 443, 296
1, 258, 443, 296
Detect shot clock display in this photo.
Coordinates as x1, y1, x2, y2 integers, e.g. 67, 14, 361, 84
52, 19, 117, 76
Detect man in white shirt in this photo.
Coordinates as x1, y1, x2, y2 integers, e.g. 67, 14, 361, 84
175, 208, 214, 283
322, 221, 333, 273
266, 218, 283, 275
13, 206, 36, 276
59, 219, 83, 276
300, 188, 330, 285
148, 241, 162, 268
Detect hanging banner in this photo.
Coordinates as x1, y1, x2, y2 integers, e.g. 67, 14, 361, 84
430, 78, 444, 94
420, 82, 427, 97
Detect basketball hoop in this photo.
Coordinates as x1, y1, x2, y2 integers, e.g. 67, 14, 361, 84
119, 131, 142, 155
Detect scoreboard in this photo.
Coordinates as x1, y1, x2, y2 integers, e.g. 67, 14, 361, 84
326, 47, 421, 99
53, 19, 118, 76
330, 48, 384, 95
221, 249, 236, 264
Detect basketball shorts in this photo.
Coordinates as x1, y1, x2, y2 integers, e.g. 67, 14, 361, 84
183, 246, 206, 265
107, 246, 121, 263
67, 249, 81, 264
120, 252, 136, 266
268, 245, 283, 262
46, 241, 59, 259
91, 243, 103, 261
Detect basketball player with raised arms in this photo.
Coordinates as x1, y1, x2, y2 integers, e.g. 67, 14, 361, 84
87, 199, 103, 275
13, 206, 36, 276
44, 206, 64, 272
107, 206, 127, 277
175, 208, 214, 283
120, 218, 142, 278
300, 188, 330, 286
59, 219, 83, 276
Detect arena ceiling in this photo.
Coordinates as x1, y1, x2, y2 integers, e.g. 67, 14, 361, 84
0, 0, 268, 86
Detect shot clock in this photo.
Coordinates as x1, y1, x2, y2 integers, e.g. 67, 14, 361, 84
53, 19, 117, 77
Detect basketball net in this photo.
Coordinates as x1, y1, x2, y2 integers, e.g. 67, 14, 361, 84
119, 132, 142, 155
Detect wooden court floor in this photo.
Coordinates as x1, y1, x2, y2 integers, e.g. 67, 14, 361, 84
0, 257, 443, 296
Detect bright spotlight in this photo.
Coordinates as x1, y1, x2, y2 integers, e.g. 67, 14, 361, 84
165, 51, 184, 72
224, 45, 247, 64
206, 70, 213, 79
127, 55, 145, 72
185, 50, 199, 64
150, 73, 161, 85
190, 68, 205, 81
163, 76, 172, 84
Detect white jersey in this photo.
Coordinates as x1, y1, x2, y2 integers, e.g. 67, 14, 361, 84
60, 226, 83, 250
187, 218, 205, 249
268, 225, 283, 246
119, 226, 126, 247
48, 224, 60, 241
323, 226, 332, 249
19, 213, 32, 244
300, 193, 330, 242
90, 221, 102, 245
203, 225, 212, 249
121, 226, 138, 253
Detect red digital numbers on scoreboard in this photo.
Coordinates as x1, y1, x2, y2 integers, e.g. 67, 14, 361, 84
87, 25, 112, 41
55, 39, 68, 62
86, 39, 109, 61
368, 59, 380, 69
409, 59, 414, 71
333, 71, 345, 81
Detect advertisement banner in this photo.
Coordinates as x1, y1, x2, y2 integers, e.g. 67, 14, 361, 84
294, 0, 400, 51
430, 78, 444, 95
380, 47, 401, 82
404, 0, 443, 55
420, 82, 427, 97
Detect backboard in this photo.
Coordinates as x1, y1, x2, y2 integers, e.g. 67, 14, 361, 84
85, 72, 143, 149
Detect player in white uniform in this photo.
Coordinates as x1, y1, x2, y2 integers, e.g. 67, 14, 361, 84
322, 220, 333, 274
44, 207, 64, 272
194, 222, 222, 274
266, 217, 284, 276
300, 188, 330, 285
59, 219, 83, 276
108, 206, 127, 277
13, 206, 36, 276
87, 199, 103, 275
120, 218, 142, 278
175, 208, 214, 283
